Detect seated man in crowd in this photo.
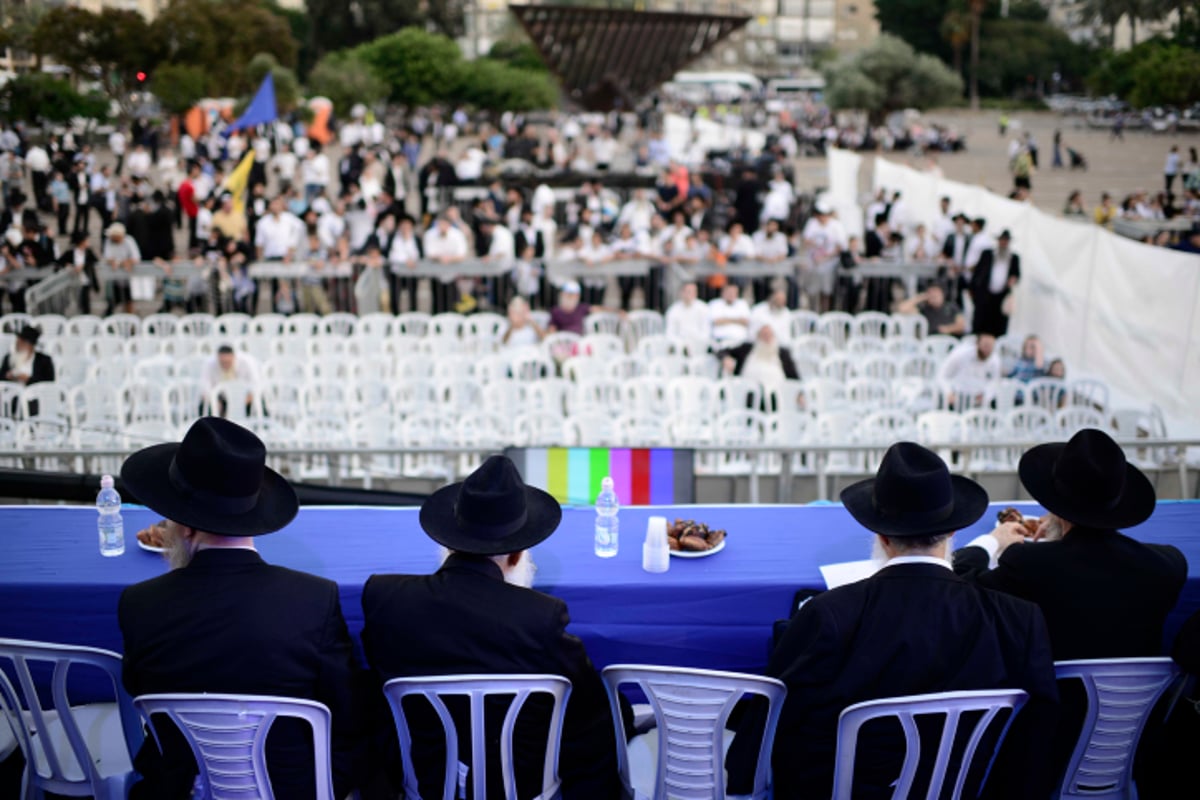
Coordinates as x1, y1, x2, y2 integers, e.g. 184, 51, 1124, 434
708, 282, 752, 347
361, 456, 626, 799
895, 282, 965, 336
202, 345, 261, 417
726, 442, 1058, 798
749, 282, 791, 342
938, 333, 1000, 408
118, 418, 369, 799
720, 324, 799, 390
547, 280, 622, 336
953, 428, 1186, 661
664, 281, 712, 343
1, 325, 54, 387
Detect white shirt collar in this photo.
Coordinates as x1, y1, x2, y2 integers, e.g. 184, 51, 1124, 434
883, 555, 953, 571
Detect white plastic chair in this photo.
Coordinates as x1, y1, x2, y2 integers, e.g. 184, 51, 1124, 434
602, 665, 786, 800
622, 309, 665, 343
832, 689, 1028, 800
614, 415, 669, 447
846, 378, 892, 413
1055, 409, 1106, 437
215, 312, 253, 337
635, 334, 687, 362
922, 334, 960, 360
1069, 379, 1110, 413
847, 338, 885, 357
208, 380, 262, 423
888, 313, 928, 340
541, 332, 581, 363
20, 383, 69, 421
1053, 659, 1179, 800
251, 314, 288, 336
817, 311, 855, 349
0, 382, 21, 420
165, 379, 209, 427
812, 411, 864, 474
357, 312, 397, 338
33, 314, 69, 338
1026, 377, 1068, 413
789, 309, 820, 338
962, 410, 1011, 471
853, 311, 891, 340
859, 355, 899, 382
0, 639, 142, 800
622, 377, 669, 417
563, 412, 620, 446
917, 411, 967, 468
86, 334, 126, 362
668, 376, 719, 419
578, 333, 625, 358
178, 313, 217, 338
511, 348, 558, 380
395, 311, 432, 338
714, 410, 770, 475
819, 353, 859, 382
102, 313, 141, 338
383, 674, 571, 800
513, 413, 567, 447
133, 693, 335, 800
140, 313, 179, 338
803, 378, 848, 414
400, 414, 452, 478
585, 311, 622, 336
789, 333, 834, 361
284, 313, 323, 337
65, 315, 104, 337
132, 355, 177, 384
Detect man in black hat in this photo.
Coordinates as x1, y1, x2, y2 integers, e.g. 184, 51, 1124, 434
953, 429, 1186, 660
118, 418, 369, 800
1, 325, 55, 389
969, 228, 1019, 337
361, 455, 626, 800
726, 442, 1058, 799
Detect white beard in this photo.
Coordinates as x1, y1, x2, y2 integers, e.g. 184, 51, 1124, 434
438, 546, 538, 589
870, 537, 889, 566
9, 346, 33, 378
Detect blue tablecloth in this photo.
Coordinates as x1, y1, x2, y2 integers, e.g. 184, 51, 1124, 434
2, 502, 1199, 679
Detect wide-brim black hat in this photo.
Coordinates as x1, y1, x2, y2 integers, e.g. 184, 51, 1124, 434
15, 325, 40, 345
420, 455, 562, 555
842, 442, 989, 537
1019, 428, 1155, 529
121, 417, 297, 536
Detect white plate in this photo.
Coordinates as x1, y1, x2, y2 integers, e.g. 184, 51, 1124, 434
137, 539, 165, 554
670, 538, 727, 558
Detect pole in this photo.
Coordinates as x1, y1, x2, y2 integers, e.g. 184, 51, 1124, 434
969, 0, 982, 111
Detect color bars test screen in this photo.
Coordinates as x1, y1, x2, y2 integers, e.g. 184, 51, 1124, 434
505, 448, 696, 507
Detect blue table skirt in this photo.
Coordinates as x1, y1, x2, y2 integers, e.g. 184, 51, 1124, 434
2, 502, 1198, 683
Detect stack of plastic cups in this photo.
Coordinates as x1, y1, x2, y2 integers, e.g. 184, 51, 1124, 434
642, 515, 670, 573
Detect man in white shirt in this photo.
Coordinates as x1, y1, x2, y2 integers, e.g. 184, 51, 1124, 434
938, 334, 1000, 408
931, 196, 955, 248
592, 129, 617, 170
202, 346, 261, 416
301, 148, 331, 203
255, 197, 301, 261
317, 200, 348, 259
422, 215, 469, 312
752, 218, 789, 263
962, 217, 994, 301
718, 222, 757, 262
617, 189, 656, 234
271, 148, 298, 194
708, 283, 751, 346
760, 172, 795, 225
126, 144, 152, 180
665, 281, 711, 343
24, 144, 50, 210
108, 130, 127, 175
801, 202, 848, 312
482, 218, 515, 264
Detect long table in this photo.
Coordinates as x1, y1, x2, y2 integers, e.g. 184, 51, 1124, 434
3, 502, 1198, 683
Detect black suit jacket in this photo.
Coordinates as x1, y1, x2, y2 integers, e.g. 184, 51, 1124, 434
953, 528, 1187, 660
1, 351, 55, 386
119, 549, 368, 800
361, 554, 622, 800
58, 246, 99, 290
726, 562, 1059, 800
969, 251, 1020, 298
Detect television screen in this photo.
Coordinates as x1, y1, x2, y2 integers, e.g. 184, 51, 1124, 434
504, 447, 696, 507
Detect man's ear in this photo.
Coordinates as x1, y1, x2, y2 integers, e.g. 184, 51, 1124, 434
507, 551, 524, 568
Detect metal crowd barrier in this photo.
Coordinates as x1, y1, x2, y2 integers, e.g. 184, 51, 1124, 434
6, 439, 1195, 504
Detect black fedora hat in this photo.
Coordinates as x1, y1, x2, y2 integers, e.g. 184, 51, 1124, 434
841, 442, 989, 537
420, 455, 561, 556
15, 326, 41, 346
1018, 428, 1155, 529
120, 417, 298, 537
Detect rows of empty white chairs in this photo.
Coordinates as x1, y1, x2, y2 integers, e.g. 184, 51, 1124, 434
0, 636, 1181, 800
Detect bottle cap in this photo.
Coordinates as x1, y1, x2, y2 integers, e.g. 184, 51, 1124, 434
100, 475, 114, 489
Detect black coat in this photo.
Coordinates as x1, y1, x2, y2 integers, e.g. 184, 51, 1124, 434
119, 548, 369, 800
1, 351, 55, 386
953, 528, 1187, 660
726, 562, 1059, 800
56, 247, 99, 291
361, 554, 623, 800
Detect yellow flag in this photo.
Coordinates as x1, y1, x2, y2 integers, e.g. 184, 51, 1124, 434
221, 151, 255, 216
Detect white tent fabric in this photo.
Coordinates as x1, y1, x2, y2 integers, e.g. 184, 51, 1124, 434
827, 150, 1200, 436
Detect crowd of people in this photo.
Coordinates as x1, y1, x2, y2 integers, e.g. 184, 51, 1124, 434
109, 416, 1196, 800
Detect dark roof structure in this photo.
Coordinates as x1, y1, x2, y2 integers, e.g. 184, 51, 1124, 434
509, 3, 750, 111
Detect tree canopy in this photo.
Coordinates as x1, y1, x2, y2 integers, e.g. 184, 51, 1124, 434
0, 74, 109, 125
303, 0, 463, 61
150, 63, 208, 116
306, 51, 389, 117
351, 28, 467, 107
824, 35, 963, 122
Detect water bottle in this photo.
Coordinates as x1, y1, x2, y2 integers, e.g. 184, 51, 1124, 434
97, 475, 125, 557
594, 477, 619, 558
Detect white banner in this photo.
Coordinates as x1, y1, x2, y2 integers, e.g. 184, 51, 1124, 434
863, 155, 1200, 436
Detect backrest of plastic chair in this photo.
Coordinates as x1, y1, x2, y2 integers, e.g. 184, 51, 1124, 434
133, 693, 334, 800
382, 674, 571, 800
602, 664, 786, 800
0, 638, 142, 792
832, 689, 1028, 800
1054, 658, 1179, 799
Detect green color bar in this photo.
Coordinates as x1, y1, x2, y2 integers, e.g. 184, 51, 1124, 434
589, 448, 610, 504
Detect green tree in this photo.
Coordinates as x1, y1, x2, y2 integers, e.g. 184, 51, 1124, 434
152, 0, 298, 98
351, 28, 465, 106
459, 59, 558, 111
874, 0, 954, 60
1128, 43, 1200, 107
303, 0, 464, 60
0, 73, 108, 125
306, 50, 388, 116
978, 18, 1093, 97
151, 62, 207, 116
486, 40, 548, 72
824, 35, 962, 123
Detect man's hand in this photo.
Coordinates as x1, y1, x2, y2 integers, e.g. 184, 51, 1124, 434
991, 521, 1027, 556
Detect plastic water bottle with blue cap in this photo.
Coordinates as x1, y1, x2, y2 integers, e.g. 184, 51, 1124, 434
97, 475, 125, 557
594, 477, 619, 558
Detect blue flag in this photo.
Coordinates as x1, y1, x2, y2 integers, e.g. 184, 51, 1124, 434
225, 73, 277, 136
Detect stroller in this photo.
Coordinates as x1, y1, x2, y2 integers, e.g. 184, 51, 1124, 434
1067, 147, 1088, 170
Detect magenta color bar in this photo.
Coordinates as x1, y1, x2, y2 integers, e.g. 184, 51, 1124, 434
609, 447, 633, 506
649, 448, 675, 505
